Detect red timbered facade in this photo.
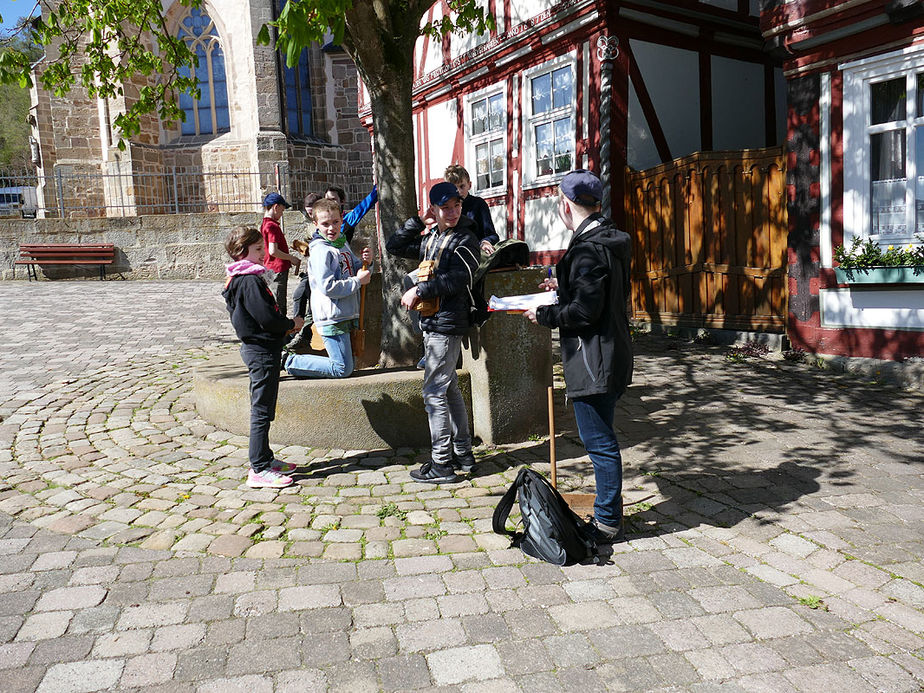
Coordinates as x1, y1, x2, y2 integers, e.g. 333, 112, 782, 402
359, 0, 785, 265
763, 0, 924, 360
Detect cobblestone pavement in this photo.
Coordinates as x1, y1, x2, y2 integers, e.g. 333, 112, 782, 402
1, 280, 923, 692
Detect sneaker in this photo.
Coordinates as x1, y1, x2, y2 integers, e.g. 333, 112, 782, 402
271, 459, 297, 474
410, 461, 458, 484
416, 356, 426, 370
451, 451, 475, 472
591, 518, 625, 544
247, 468, 293, 488
285, 334, 304, 352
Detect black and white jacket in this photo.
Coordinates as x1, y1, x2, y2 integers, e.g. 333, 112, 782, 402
386, 215, 481, 336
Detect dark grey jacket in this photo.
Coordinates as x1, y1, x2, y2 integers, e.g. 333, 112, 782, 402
386, 216, 481, 335
537, 213, 633, 398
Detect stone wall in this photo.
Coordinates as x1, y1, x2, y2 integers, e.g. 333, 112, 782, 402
1, 211, 377, 281
28, 0, 373, 220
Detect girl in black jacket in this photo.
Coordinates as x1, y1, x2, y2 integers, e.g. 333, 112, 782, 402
223, 226, 303, 488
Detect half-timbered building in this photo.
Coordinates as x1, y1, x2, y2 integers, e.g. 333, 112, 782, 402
366, 0, 786, 266
762, 0, 924, 360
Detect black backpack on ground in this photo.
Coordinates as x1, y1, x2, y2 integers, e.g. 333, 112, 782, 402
492, 467, 598, 566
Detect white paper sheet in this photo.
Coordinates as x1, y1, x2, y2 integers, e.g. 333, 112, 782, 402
488, 291, 558, 312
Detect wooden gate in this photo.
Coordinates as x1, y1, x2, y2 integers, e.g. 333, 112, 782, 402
624, 147, 788, 332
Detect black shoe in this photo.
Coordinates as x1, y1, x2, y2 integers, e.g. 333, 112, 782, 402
451, 451, 475, 473
591, 518, 625, 544
410, 461, 459, 484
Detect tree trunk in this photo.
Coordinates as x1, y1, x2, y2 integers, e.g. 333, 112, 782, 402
366, 77, 421, 367
344, 3, 428, 367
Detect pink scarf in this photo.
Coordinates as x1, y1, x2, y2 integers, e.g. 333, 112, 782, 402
225, 259, 266, 277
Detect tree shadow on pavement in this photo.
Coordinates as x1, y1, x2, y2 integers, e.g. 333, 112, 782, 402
550, 334, 923, 544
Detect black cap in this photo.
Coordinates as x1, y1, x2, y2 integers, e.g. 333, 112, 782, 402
429, 182, 461, 206
560, 170, 603, 205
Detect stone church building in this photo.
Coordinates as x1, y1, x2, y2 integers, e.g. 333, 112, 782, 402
28, 0, 374, 217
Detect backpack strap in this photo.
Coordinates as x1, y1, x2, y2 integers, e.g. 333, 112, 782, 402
424, 229, 456, 264
455, 243, 481, 316
492, 467, 527, 540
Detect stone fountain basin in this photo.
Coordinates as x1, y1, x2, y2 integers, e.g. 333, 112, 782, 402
194, 352, 472, 450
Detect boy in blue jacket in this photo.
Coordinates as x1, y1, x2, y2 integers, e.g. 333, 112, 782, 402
223, 225, 304, 488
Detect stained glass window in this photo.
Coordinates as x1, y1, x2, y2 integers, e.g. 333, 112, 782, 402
177, 8, 229, 136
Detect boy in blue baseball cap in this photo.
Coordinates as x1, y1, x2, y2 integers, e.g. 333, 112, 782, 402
523, 169, 634, 543
385, 181, 482, 483
261, 192, 301, 315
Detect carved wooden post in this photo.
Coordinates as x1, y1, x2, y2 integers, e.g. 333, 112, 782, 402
597, 35, 619, 219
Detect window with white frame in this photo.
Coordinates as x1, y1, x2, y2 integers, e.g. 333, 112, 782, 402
467, 89, 506, 191
843, 47, 924, 244
523, 57, 575, 184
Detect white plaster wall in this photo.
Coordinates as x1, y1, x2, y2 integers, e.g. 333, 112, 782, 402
627, 83, 662, 171
524, 195, 568, 251
630, 40, 700, 162
510, 0, 557, 28
821, 289, 924, 330
451, 0, 492, 60
490, 204, 506, 240
774, 67, 787, 144
712, 56, 765, 151
413, 112, 421, 201
426, 100, 458, 180
417, 5, 446, 77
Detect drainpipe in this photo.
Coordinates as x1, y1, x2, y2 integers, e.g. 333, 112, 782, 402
271, 0, 286, 135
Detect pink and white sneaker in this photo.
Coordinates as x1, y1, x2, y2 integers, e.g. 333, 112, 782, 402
271, 459, 297, 474
247, 468, 293, 488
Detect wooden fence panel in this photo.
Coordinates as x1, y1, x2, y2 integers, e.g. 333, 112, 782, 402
625, 147, 788, 332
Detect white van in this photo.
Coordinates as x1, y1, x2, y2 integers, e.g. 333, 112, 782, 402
0, 186, 38, 218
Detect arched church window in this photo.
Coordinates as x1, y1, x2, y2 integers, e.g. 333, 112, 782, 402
276, 0, 313, 137
177, 7, 230, 136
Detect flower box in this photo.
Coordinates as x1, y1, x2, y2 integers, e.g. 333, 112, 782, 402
834, 266, 924, 284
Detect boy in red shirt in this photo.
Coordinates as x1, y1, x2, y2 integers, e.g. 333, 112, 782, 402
260, 192, 301, 315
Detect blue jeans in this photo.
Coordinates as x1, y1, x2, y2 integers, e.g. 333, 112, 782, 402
571, 391, 623, 528
284, 332, 353, 378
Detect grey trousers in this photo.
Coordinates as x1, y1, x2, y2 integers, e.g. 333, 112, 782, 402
422, 331, 472, 466
266, 268, 289, 316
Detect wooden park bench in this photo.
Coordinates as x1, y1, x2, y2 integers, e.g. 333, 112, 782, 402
16, 243, 123, 281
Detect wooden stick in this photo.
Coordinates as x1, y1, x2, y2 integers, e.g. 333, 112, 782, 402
548, 385, 557, 489
359, 262, 368, 329
354, 262, 368, 359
